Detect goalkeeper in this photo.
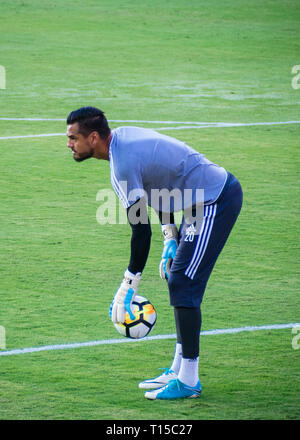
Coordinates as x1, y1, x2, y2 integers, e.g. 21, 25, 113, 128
66, 107, 243, 400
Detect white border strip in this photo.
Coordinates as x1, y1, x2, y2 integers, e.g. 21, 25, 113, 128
0, 322, 298, 357
0, 118, 215, 124
0, 133, 66, 140
1, 120, 300, 140
156, 121, 300, 130
1, 117, 300, 125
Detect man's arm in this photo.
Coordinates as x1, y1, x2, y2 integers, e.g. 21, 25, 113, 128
157, 210, 175, 226
111, 198, 151, 323
127, 197, 152, 274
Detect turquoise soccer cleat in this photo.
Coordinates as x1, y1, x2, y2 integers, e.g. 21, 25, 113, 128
144, 378, 202, 400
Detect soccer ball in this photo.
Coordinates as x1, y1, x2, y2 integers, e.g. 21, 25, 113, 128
110, 295, 157, 339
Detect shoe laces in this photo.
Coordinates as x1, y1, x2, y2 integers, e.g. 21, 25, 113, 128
163, 378, 181, 393
158, 367, 174, 376
174, 379, 182, 391
172, 379, 199, 393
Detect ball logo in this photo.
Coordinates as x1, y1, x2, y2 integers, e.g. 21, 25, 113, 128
124, 303, 155, 324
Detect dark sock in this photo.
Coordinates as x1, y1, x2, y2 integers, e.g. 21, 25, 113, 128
174, 306, 201, 359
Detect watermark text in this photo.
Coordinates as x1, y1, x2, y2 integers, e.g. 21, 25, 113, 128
292, 325, 300, 350
0, 66, 6, 89
96, 184, 204, 230
291, 65, 300, 90
0, 326, 6, 349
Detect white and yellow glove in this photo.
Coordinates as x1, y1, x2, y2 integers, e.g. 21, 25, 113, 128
159, 224, 178, 280
111, 269, 141, 323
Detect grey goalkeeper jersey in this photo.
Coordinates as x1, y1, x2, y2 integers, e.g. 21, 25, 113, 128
109, 126, 227, 212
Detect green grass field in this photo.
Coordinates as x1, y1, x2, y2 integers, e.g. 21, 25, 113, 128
0, 0, 299, 420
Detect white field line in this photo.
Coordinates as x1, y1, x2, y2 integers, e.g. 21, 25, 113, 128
156, 121, 300, 130
0, 118, 215, 124
0, 322, 298, 357
0, 119, 300, 140
1, 117, 300, 126
0, 133, 66, 140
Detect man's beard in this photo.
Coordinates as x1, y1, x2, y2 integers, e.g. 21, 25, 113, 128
73, 149, 94, 162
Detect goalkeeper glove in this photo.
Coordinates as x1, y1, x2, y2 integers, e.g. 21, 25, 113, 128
159, 224, 178, 280
111, 269, 141, 323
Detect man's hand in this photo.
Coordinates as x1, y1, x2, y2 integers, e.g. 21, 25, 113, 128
111, 270, 141, 323
159, 224, 178, 280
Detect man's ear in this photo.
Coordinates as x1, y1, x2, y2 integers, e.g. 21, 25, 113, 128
90, 131, 100, 145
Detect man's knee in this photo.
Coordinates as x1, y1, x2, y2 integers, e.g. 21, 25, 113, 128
168, 270, 206, 308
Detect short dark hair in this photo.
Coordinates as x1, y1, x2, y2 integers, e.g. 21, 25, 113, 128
66, 106, 111, 139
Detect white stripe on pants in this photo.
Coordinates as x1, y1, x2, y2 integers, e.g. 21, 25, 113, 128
185, 203, 217, 280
